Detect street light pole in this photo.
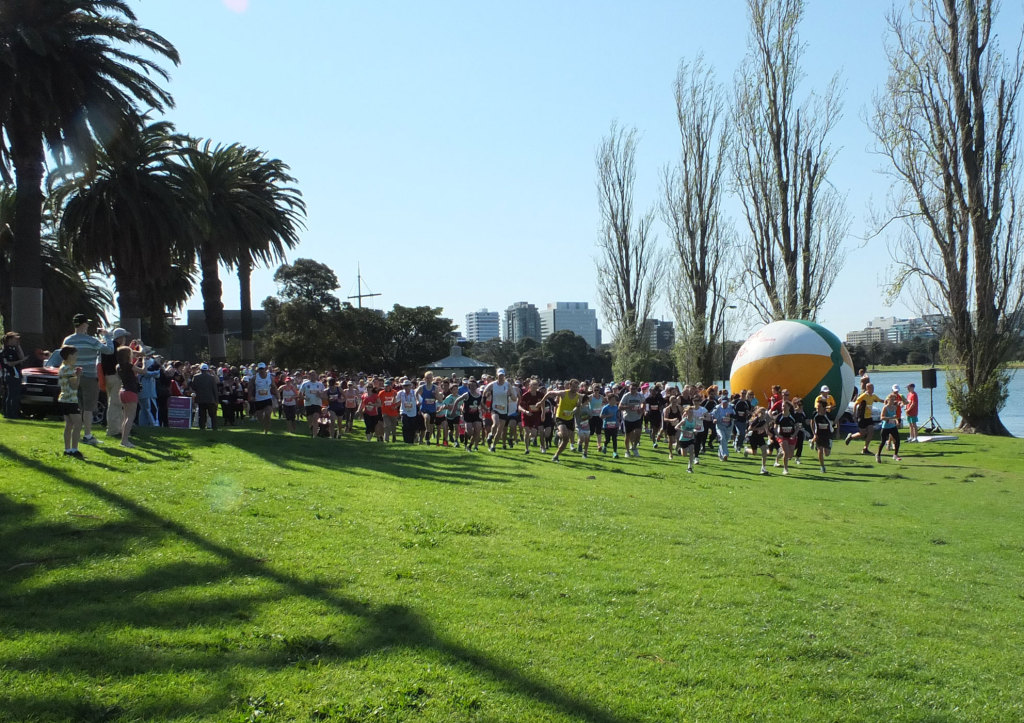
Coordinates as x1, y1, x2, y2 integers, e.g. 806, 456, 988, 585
721, 304, 738, 389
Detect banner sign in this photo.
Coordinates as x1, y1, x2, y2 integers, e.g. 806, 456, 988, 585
167, 396, 193, 429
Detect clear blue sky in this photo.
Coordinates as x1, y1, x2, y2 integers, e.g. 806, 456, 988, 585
130, 0, 1024, 341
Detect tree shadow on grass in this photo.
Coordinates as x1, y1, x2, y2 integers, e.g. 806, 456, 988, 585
123, 427, 536, 487
0, 445, 635, 723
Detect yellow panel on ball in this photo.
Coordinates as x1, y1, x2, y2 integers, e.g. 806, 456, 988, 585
730, 354, 834, 401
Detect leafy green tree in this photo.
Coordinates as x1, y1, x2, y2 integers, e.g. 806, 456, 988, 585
384, 305, 456, 376
51, 118, 194, 340
469, 338, 519, 373
0, 0, 178, 348
260, 259, 342, 368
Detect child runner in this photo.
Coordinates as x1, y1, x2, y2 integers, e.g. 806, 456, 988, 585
600, 393, 622, 459
574, 391, 593, 458
812, 399, 834, 473
876, 393, 903, 463
57, 346, 84, 458
775, 401, 800, 475
747, 407, 773, 475
676, 404, 697, 472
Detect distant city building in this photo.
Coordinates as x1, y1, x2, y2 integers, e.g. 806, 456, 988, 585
166, 309, 268, 360
464, 308, 500, 342
539, 302, 601, 348
643, 318, 676, 351
846, 315, 941, 346
504, 301, 542, 344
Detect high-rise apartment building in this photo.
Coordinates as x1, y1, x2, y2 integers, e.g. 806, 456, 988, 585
464, 308, 500, 342
643, 318, 676, 351
503, 302, 541, 344
539, 302, 600, 348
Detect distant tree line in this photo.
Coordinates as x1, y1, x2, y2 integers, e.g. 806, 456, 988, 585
258, 259, 454, 376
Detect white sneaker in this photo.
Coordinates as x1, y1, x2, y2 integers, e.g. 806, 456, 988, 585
782, 468, 789, 475
794, 458, 801, 465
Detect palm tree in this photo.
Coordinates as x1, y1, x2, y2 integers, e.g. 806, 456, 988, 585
181, 141, 305, 362
233, 150, 304, 359
0, 184, 112, 343
0, 0, 178, 348
51, 118, 195, 340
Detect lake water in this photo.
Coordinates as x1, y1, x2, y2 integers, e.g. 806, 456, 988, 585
858, 369, 1023, 437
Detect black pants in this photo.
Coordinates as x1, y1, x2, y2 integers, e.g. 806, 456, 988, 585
402, 414, 419, 443
157, 395, 169, 427
605, 429, 618, 453
198, 402, 218, 430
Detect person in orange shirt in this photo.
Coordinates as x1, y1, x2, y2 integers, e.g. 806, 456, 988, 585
377, 378, 400, 442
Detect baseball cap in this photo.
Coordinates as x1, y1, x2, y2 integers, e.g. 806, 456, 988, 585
257, 362, 267, 369
111, 327, 129, 340
200, 363, 209, 370
892, 384, 901, 392
497, 368, 506, 375
72, 313, 92, 326
820, 385, 830, 393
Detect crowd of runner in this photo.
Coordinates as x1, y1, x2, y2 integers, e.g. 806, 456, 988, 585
124, 362, 918, 477
12, 315, 922, 472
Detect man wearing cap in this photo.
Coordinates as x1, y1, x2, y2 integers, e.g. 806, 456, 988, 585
191, 363, 220, 430
2, 331, 30, 419
814, 385, 836, 415
248, 362, 277, 434
100, 327, 132, 436
483, 367, 513, 452
54, 314, 115, 444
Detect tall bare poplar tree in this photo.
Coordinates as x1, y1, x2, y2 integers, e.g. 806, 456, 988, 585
872, 0, 1024, 435
732, 0, 849, 322
596, 122, 661, 379
663, 55, 736, 384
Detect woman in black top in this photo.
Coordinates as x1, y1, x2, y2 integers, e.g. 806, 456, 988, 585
116, 345, 144, 448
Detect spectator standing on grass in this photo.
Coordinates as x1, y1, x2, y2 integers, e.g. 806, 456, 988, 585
50, 314, 114, 446
57, 345, 84, 457
137, 359, 160, 427
100, 328, 131, 437
191, 363, 220, 431
2, 331, 29, 419
905, 383, 920, 442
115, 345, 144, 448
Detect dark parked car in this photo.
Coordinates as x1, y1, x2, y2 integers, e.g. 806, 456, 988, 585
19, 366, 107, 425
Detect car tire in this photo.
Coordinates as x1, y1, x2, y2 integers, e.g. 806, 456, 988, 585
92, 396, 107, 426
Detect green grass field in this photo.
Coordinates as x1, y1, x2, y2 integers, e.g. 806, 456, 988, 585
2, 417, 1022, 722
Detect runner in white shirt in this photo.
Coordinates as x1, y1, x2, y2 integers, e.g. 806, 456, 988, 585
298, 371, 326, 438
396, 379, 423, 443
483, 368, 513, 452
